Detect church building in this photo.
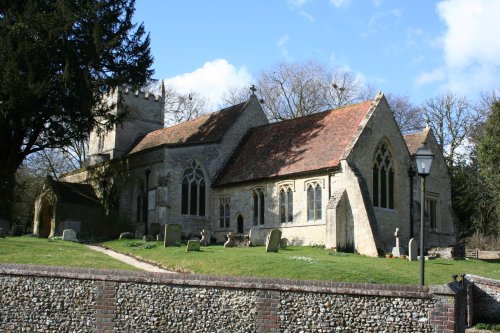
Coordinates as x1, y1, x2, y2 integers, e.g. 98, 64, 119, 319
33, 87, 457, 256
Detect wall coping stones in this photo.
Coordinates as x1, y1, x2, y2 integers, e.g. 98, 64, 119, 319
465, 274, 500, 287
0, 263, 438, 299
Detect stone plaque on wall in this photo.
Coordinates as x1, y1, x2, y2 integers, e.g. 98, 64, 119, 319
157, 186, 168, 206
148, 189, 156, 211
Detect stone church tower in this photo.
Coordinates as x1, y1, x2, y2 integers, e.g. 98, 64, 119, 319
88, 86, 164, 165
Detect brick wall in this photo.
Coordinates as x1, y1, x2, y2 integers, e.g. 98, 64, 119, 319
0, 264, 466, 332
465, 274, 500, 324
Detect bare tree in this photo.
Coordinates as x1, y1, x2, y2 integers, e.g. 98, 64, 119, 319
256, 61, 372, 121
323, 68, 374, 109
220, 85, 251, 107
385, 92, 424, 134
421, 92, 475, 167
163, 85, 209, 126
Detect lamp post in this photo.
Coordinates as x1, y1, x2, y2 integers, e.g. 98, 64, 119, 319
414, 142, 434, 286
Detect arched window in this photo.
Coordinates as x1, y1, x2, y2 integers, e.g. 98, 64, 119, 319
181, 161, 206, 216
219, 196, 230, 228
252, 188, 265, 225
307, 183, 322, 222
373, 142, 395, 209
279, 186, 293, 223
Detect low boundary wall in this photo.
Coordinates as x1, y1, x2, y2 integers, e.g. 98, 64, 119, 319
0, 264, 465, 332
464, 274, 500, 324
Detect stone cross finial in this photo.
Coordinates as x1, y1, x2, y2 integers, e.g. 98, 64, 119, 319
250, 85, 257, 96
394, 228, 400, 248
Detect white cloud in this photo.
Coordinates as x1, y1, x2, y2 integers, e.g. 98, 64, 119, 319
164, 59, 252, 107
288, 0, 308, 6
330, 0, 351, 8
361, 9, 402, 37
415, 68, 446, 87
416, 0, 500, 94
438, 0, 500, 69
277, 35, 293, 61
300, 10, 316, 22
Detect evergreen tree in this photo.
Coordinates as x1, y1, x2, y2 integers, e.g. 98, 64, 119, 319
477, 101, 500, 234
0, 0, 153, 223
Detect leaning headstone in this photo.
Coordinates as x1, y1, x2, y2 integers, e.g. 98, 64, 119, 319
186, 240, 201, 252
391, 228, 402, 257
149, 223, 161, 238
62, 229, 77, 242
143, 235, 154, 242
0, 228, 5, 238
164, 224, 182, 247
280, 238, 288, 249
408, 238, 417, 261
224, 232, 236, 248
266, 229, 282, 253
119, 232, 134, 240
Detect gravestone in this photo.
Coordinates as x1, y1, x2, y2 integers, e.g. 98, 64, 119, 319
186, 240, 201, 251
266, 229, 282, 253
12, 225, 24, 236
249, 229, 263, 246
224, 232, 236, 248
149, 223, 161, 237
119, 232, 134, 240
200, 229, 210, 246
391, 228, 402, 257
135, 224, 145, 239
0, 228, 4, 238
62, 229, 77, 242
143, 235, 154, 242
408, 238, 417, 261
164, 224, 181, 247
280, 238, 288, 249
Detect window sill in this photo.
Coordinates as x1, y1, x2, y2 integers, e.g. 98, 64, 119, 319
374, 207, 398, 213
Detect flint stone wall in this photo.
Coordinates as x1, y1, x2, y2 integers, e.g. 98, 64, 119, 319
0, 264, 465, 333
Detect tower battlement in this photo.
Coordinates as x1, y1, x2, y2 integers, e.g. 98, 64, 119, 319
120, 86, 163, 102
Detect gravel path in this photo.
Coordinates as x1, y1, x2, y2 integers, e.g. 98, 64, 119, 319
86, 245, 173, 273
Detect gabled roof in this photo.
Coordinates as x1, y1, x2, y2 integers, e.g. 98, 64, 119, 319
215, 99, 376, 186
403, 127, 430, 154
47, 178, 100, 205
128, 102, 247, 154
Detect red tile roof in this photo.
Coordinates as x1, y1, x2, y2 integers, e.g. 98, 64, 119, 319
215, 99, 376, 186
403, 128, 429, 154
129, 102, 247, 154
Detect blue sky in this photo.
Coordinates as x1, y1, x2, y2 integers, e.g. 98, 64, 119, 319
134, 0, 500, 106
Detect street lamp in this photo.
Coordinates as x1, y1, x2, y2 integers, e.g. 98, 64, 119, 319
414, 142, 434, 286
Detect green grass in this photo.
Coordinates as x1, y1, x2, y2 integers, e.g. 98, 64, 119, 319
103, 240, 500, 285
0, 236, 137, 270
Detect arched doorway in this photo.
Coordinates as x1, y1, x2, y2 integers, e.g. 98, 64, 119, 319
39, 199, 53, 238
237, 215, 244, 234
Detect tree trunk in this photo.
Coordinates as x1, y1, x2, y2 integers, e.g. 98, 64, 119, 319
0, 160, 22, 225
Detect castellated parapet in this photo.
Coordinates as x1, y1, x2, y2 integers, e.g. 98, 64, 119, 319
88, 86, 165, 164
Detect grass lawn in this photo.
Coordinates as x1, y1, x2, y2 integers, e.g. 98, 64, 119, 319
0, 236, 137, 270
104, 239, 500, 285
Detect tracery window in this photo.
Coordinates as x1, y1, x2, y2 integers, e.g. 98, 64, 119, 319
372, 142, 395, 209
307, 183, 322, 222
181, 161, 206, 216
425, 197, 438, 230
252, 188, 265, 225
279, 186, 293, 223
219, 196, 230, 228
